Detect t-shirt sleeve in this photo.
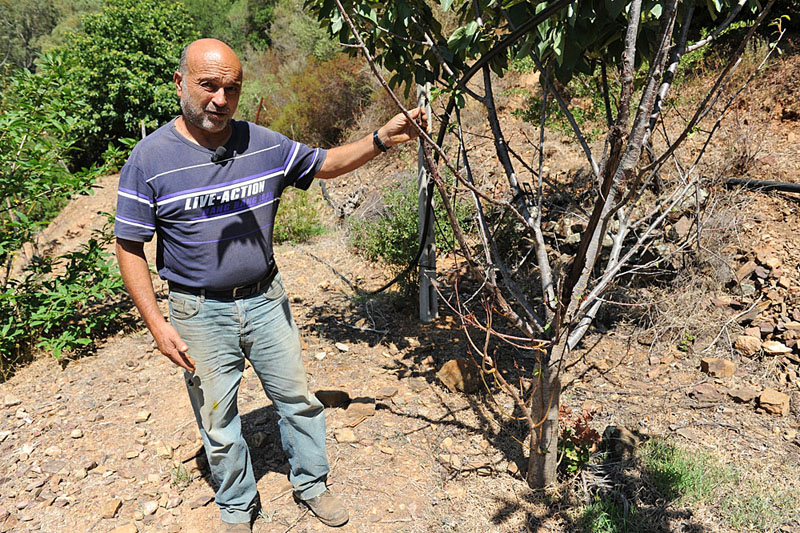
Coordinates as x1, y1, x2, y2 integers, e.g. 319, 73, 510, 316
278, 134, 327, 191
114, 163, 156, 242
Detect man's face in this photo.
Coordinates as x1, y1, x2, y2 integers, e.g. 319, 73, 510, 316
176, 54, 242, 134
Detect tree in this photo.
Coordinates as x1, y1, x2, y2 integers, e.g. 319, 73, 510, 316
0, 0, 59, 70
51, 0, 198, 167
308, 0, 781, 487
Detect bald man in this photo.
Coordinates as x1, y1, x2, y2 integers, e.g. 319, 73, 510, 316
115, 38, 426, 532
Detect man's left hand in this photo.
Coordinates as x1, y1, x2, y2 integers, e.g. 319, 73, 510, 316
377, 107, 428, 149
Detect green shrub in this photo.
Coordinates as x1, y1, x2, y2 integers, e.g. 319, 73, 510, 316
1, 217, 128, 371
349, 178, 473, 293
274, 186, 326, 243
259, 54, 375, 147
51, 0, 198, 168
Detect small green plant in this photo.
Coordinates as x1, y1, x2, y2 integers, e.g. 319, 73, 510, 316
677, 332, 695, 352
170, 463, 191, 490
273, 187, 326, 244
558, 406, 601, 475
580, 495, 640, 533
640, 438, 731, 504
348, 178, 473, 294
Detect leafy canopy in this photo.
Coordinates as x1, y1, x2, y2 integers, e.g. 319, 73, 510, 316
51, 0, 198, 166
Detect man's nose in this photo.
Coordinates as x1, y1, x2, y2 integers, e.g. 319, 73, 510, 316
211, 88, 227, 108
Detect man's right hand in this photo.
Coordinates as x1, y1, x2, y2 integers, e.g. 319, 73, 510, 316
153, 322, 195, 372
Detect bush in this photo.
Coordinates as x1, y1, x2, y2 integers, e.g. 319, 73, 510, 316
273, 186, 326, 243
51, 0, 198, 168
258, 54, 375, 147
349, 178, 473, 293
0, 218, 128, 372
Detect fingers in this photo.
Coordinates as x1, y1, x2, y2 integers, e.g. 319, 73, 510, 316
156, 326, 195, 372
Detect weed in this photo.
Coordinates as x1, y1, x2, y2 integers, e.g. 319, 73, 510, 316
640, 438, 732, 504
348, 178, 473, 294
720, 479, 800, 531
170, 463, 190, 491
274, 186, 326, 244
579, 495, 640, 533
558, 406, 601, 475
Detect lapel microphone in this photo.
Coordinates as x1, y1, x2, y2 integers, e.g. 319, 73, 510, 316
211, 146, 227, 163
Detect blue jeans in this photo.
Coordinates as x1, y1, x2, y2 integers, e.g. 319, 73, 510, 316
169, 272, 329, 524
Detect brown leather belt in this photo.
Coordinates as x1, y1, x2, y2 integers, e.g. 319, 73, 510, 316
168, 264, 278, 300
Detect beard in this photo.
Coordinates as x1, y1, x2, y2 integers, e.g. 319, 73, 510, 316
179, 87, 230, 133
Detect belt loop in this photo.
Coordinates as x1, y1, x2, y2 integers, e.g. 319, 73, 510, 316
199, 288, 206, 303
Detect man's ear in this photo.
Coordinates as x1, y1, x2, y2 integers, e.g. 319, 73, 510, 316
174, 71, 184, 97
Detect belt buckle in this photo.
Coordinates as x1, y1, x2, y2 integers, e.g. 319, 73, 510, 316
231, 285, 251, 299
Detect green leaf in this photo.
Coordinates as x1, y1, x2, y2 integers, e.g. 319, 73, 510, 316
441, 0, 455, 11
605, 0, 626, 19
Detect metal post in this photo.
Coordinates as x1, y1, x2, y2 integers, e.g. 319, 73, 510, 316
417, 83, 438, 323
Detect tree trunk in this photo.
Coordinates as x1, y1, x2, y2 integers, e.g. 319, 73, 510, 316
526, 339, 565, 488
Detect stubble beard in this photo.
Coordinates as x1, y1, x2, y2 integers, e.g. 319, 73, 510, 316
179, 89, 230, 134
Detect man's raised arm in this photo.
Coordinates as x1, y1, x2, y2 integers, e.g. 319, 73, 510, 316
315, 107, 427, 179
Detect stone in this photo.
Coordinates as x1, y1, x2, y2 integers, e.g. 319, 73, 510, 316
762, 340, 792, 355
346, 398, 376, 420
135, 410, 151, 424
154, 442, 173, 459
126, 450, 140, 459
700, 358, 737, 378
379, 446, 394, 455
247, 431, 268, 448
690, 383, 723, 402
375, 386, 398, 400
728, 387, 758, 403
101, 499, 122, 519
110, 523, 138, 533
70, 429, 83, 439
778, 276, 792, 289
736, 260, 757, 282
3, 395, 21, 408
735, 336, 762, 356
334, 342, 350, 352
165, 496, 182, 509
602, 426, 641, 461
744, 326, 762, 337
408, 377, 428, 392
43, 446, 61, 456
42, 460, 66, 474
671, 216, 692, 240
315, 390, 350, 407
314, 351, 326, 361
754, 265, 770, 279
506, 461, 520, 476
437, 359, 481, 394
188, 494, 214, 510
142, 500, 159, 516
759, 389, 790, 416
334, 428, 357, 443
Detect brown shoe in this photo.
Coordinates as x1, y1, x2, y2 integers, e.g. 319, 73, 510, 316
296, 490, 349, 527
217, 521, 251, 532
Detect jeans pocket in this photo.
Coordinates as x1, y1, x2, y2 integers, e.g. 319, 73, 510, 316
263, 272, 286, 301
169, 293, 200, 320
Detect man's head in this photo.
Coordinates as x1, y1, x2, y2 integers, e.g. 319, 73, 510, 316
174, 39, 243, 135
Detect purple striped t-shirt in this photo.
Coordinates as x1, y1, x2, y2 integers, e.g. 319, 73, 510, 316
114, 118, 326, 290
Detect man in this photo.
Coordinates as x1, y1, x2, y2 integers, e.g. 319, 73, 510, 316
114, 38, 426, 531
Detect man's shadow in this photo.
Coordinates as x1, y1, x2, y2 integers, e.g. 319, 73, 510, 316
194, 404, 291, 491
